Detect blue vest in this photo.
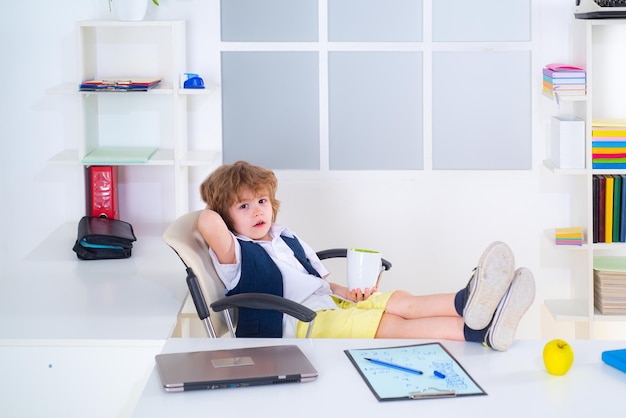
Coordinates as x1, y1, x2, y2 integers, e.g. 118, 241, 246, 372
227, 235, 320, 338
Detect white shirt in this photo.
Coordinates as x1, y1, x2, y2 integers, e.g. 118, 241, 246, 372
208, 223, 339, 337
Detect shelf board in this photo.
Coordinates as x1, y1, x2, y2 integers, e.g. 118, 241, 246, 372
77, 20, 185, 28
181, 150, 222, 166
542, 159, 587, 175
594, 309, 626, 322
592, 241, 626, 250
49, 149, 79, 165
51, 83, 216, 97
545, 299, 590, 321
146, 149, 175, 165
48, 149, 175, 166
587, 19, 626, 28
592, 168, 626, 175
541, 91, 587, 103
47, 83, 77, 95
179, 86, 217, 96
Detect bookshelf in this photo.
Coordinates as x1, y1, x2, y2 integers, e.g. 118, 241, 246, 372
49, 20, 219, 219
544, 18, 626, 337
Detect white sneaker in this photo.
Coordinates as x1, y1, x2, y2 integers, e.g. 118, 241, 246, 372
463, 241, 515, 330
484, 267, 536, 351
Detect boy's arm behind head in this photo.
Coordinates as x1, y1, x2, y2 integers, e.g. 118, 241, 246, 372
197, 209, 237, 265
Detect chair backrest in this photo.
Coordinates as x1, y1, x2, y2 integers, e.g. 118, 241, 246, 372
162, 210, 231, 337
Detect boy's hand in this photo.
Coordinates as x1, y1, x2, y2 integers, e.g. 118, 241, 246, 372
328, 281, 378, 302
349, 286, 378, 302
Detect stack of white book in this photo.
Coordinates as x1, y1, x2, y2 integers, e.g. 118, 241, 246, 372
594, 256, 626, 315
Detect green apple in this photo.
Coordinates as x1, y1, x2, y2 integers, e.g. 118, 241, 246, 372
543, 339, 574, 376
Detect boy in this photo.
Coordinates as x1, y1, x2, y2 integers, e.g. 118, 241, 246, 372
198, 161, 535, 351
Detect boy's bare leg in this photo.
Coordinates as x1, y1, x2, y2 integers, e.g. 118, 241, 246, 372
375, 313, 464, 340
384, 291, 458, 319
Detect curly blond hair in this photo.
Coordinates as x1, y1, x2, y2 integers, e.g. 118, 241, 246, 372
199, 161, 280, 231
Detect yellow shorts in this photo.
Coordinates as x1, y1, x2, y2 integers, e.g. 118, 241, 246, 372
295, 292, 393, 338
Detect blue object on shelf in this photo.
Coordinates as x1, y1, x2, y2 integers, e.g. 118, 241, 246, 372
184, 76, 205, 89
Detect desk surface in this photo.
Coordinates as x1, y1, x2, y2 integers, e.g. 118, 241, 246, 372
1, 341, 162, 418
133, 338, 626, 417
0, 222, 187, 340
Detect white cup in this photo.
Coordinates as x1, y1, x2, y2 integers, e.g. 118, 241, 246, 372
346, 248, 383, 291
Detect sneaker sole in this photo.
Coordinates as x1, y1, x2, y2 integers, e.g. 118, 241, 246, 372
464, 241, 515, 330
488, 267, 536, 351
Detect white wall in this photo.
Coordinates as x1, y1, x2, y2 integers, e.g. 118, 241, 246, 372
3, 0, 618, 340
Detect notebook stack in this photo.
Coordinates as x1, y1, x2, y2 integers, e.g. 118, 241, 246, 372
542, 63, 586, 98
79, 77, 162, 91
592, 174, 626, 243
554, 226, 583, 246
592, 119, 626, 169
594, 256, 626, 315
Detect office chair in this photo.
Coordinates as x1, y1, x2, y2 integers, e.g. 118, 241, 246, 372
162, 210, 391, 338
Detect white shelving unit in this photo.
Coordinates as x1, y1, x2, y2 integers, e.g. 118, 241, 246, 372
544, 18, 626, 338
49, 20, 220, 219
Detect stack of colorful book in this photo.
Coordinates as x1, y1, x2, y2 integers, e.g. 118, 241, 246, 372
79, 77, 162, 92
594, 256, 626, 315
554, 226, 583, 246
592, 119, 626, 169
542, 63, 586, 98
593, 174, 626, 243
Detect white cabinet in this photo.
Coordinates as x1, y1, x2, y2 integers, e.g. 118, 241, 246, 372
544, 18, 626, 338
50, 20, 219, 219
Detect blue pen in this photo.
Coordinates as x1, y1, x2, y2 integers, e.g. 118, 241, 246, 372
364, 358, 423, 375
434, 370, 446, 379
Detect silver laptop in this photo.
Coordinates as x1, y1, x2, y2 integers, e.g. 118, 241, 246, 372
155, 345, 318, 392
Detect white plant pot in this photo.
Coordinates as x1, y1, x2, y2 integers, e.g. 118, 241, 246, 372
115, 0, 148, 21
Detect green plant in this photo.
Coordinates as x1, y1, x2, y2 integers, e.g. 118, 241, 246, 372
109, 0, 160, 12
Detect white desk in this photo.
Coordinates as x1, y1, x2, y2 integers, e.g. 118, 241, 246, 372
0, 222, 187, 340
133, 338, 626, 417
0, 222, 189, 418
0, 341, 163, 418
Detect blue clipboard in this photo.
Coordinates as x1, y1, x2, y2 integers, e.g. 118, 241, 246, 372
344, 342, 486, 401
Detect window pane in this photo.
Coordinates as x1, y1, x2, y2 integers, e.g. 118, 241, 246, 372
433, 0, 530, 42
222, 52, 320, 169
329, 52, 423, 170
432, 51, 531, 170
221, 0, 318, 42
328, 0, 423, 42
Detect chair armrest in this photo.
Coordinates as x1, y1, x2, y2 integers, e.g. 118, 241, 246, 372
186, 267, 210, 320
316, 248, 392, 271
210, 293, 317, 323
